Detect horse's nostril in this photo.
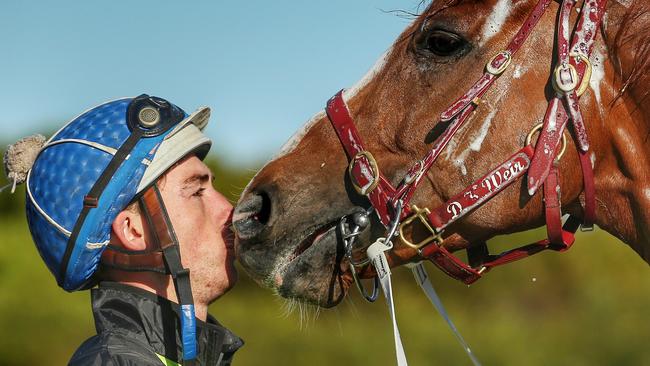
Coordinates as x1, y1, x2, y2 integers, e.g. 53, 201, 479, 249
256, 191, 271, 225
233, 190, 273, 240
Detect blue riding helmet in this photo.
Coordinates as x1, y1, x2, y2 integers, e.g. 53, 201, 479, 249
25, 95, 211, 291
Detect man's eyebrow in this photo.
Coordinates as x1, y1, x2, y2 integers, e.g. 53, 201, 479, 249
181, 173, 211, 188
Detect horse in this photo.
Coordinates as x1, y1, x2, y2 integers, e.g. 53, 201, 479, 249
233, 0, 650, 308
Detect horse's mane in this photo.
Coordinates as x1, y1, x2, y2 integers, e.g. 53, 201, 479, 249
607, 0, 650, 105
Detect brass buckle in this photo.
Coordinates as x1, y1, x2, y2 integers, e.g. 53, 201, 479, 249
526, 123, 567, 161
486, 51, 512, 76
399, 205, 443, 250
348, 151, 380, 196
553, 62, 579, 93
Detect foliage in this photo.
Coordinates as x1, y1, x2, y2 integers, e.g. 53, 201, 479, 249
0, 153, 648, 365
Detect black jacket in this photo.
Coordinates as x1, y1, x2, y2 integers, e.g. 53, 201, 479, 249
69, 282, 243, 366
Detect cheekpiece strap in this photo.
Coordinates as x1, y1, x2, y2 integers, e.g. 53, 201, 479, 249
326, 91, 397, 226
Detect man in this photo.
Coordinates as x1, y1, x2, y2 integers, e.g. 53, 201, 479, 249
4, 94, 242, 365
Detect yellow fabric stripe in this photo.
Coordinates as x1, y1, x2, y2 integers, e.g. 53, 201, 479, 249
156, 353, 181, 366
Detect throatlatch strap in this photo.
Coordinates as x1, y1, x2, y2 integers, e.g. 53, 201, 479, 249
544, 164, 564, 244
141, 184, 197, 364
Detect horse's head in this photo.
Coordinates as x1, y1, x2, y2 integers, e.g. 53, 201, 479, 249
234, 0, 649, 306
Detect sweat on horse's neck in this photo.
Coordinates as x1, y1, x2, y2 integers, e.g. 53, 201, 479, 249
586, 1, 650, 262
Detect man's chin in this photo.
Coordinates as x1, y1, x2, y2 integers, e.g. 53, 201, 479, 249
210, 264, 238, 303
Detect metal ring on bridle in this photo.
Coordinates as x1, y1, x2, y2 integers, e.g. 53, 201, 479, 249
351, 266, 380, 302
526, 123, 568, 161
340, 217, 370, 267
338, 209, 379, 302
570, 52, 592, 97
348, 151, 380, 196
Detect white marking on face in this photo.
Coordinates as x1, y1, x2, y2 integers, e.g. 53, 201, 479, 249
615, 0, 632, 7
469, 110, 494, 152
513, 64, 528, 79
453, 108, 497, 175
480, 0, 513, 46
589, 46, 606, 116
445, 72, 513, 176
590, 152, 596, 169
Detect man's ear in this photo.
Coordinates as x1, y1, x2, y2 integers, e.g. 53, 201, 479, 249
111, 208, 147, 251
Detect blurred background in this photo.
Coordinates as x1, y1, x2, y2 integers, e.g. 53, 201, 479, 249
1, 1, 649, 365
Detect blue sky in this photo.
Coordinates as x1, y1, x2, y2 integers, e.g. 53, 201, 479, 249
0, 1, 420, 168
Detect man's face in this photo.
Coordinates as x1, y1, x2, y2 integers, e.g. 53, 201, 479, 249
159, 155, 237, 303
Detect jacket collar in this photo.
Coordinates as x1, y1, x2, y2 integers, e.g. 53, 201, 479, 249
91, 282, 243, 364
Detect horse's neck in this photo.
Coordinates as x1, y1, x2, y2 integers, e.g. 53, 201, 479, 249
590, 0, 650, 262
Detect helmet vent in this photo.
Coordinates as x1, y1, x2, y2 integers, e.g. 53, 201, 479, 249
138, 107, 160, 127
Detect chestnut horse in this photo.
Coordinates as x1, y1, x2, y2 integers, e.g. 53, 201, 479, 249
233, 0, 650, 307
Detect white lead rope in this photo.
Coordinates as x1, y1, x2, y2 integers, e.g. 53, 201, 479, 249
410, 263, 482, 366
367, 238, 408, 366
366, 238, 481, 366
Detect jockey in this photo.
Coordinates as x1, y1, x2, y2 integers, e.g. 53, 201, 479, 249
3, 95, 242, 365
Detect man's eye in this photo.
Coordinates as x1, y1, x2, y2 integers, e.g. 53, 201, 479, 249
193, 188, 206, 197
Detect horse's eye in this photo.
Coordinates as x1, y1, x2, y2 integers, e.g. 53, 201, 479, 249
424, 30, 466, 57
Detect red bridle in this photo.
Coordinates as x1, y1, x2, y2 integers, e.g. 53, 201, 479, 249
326, 0, 606, 285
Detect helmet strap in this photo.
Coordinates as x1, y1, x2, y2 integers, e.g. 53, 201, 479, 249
101, 182, 198, 364
140, 182, 198, 364
100, 244, 168, 274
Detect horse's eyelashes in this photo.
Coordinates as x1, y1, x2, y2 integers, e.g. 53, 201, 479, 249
426, 30, 465, 56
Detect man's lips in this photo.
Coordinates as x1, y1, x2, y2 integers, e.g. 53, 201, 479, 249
223, 211, 235, 251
